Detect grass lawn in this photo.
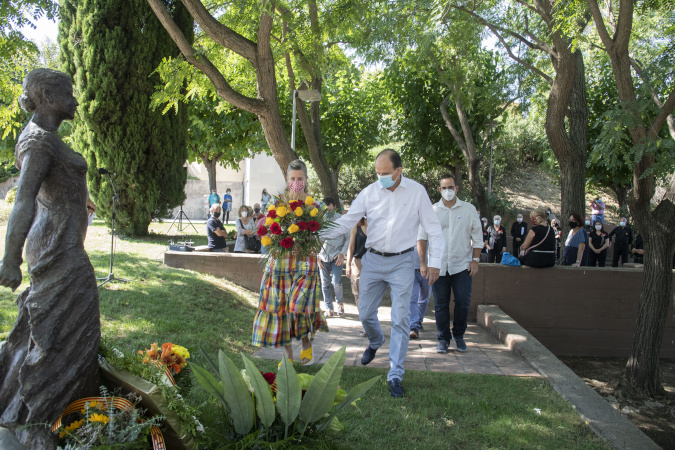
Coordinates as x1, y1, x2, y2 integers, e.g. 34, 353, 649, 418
0, 220, 608, 449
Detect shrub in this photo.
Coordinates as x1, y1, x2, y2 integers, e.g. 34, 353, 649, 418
5, 187, 17, 204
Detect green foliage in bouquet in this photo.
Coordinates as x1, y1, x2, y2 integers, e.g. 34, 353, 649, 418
191, 346, 380, 447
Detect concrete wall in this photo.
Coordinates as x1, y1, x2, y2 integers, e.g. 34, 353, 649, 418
163, 252, 675, 358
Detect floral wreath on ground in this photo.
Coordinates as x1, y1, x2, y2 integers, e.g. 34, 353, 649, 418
257, 195, 334, 261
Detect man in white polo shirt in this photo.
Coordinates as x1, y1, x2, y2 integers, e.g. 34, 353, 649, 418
322, 149, 443, 398
418, 174, 483, 353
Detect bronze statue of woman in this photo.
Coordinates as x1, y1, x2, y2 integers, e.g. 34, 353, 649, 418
0, 69, 100, 448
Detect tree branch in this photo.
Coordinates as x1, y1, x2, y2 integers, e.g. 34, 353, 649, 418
180, 0, 257, 65
587, 0, 615, 51
146, 0, 265, 115
649, 88, 675, 140
440, 95, 468, 154
631, 58, 675, 140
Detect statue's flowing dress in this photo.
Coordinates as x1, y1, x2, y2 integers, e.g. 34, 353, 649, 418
0, 122, 100, 436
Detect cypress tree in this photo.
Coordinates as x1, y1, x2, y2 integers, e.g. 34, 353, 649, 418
59, 0, 193, 235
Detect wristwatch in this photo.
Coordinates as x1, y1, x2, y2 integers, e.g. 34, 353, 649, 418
472, 258, 480, 262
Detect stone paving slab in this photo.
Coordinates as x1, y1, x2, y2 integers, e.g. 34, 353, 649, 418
252, 303, 540, 377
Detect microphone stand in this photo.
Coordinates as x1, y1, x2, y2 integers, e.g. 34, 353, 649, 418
97, 172, 129, 288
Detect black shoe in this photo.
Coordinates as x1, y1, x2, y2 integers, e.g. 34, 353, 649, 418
361, 345, 378, 365
436, 339, 449, 353
388, 378, 404, 398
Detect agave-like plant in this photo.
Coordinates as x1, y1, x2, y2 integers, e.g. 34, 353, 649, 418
191, 346, 380, 442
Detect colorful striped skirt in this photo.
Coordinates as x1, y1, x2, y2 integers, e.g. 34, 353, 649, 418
252, 254, 328, 348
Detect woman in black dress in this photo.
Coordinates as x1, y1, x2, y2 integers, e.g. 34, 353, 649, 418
518, 208, 556, 268
588, 220, 610, 267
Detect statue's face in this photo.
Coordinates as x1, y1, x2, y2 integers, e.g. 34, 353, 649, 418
48, 80, 78, 121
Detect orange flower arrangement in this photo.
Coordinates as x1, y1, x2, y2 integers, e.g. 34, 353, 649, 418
138, 342, 190, 375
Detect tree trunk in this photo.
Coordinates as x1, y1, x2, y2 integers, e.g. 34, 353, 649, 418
610, 184, 630, 219
544, 49, 587, 245
202, 153, 219, 192
440, 92, 491, 218
624, 198, 675, 396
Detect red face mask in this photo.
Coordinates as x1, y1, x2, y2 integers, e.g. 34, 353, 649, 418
531, 218, 536, 225
289, 180, 305, 193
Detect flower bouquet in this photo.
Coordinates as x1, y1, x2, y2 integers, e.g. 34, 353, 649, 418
138, 342, 190, 386
257, 195, 334, 260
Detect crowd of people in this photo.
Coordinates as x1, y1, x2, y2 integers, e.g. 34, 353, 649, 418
200, 151, 673, 400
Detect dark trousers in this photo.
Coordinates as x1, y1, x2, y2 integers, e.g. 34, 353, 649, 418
589, 249, 607, 267
224, 210, 231, 224
432, 270, 472, 341
612, 243, 629, 267
487, 249, 503, 263
512, 240, 522, 256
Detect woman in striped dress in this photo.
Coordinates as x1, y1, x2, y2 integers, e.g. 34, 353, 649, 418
252, 160, 327, 366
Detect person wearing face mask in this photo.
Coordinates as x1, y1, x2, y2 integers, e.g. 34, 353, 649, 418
481, 217, 489, 262
252, 203, 263, 221
206, 203, 228, 252
608, 217, 633, 267
486, 215, 507, 263
510, 214, 528, 256
518, 208, 556, 267
591, 197, 606, 224
253, 159, 328, 368
418, 174, 483, 354
208, 189, 220, 219
318, 197, 350, 317
261, 188, 271, 212
584, 216, 593, 234
563, 212, 589, 267
588, 221, 610, 267
223, 188, 233, 224
234, 205, 256, 253
321, 149, 443, 398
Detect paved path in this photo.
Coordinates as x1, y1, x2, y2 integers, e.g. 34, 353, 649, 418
252, 303, 540, 377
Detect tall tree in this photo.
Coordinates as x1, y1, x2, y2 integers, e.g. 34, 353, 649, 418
448, 0, 589, 243
586, 0, 675, 396
146, 0, 374, 200
59, 0, 194, 235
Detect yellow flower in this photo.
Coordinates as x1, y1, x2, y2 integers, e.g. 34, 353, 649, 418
172, 345, 190, 360
265, 217, 274, 226
288, 224, 299, 234
267, 204, 276, 211
294, 207, 303, 217
81, 400, 105, 414
305, 196, 314, 206
261, 236, 272, 246
310, 208, 318, 217
88, 413, 110, 425
277, 206, 287, 217
59, 419, 83, 438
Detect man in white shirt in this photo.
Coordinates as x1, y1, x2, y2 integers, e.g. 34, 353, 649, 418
322, 149, 444, 398
418, 174, 483, 353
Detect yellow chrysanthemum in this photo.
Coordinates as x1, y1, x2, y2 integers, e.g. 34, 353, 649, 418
261, 236, 272, 246
88, 413, 110, 425
267, 204, 276, 211
172, 345, 190, 360
310, 208, 318, 217
304, 196, 314, 206
265, 217, 274, 226
294, 207, 303, 217
59, 419, 84, 438
288, 224, 299, 234
276, 206, 287, 217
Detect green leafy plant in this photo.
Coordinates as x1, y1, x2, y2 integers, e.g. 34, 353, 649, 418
192, 346, 380, 446
5, 186, 17, 204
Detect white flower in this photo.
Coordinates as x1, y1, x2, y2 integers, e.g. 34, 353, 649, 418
193, 417, 205, 433
112, 348, 124, 358
240, 369, 254, 393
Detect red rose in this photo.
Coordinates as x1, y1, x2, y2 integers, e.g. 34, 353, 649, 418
270, 223, 282, 235
289, 201, 302, 211
260, 372, 276, 385
296, 221, 308, 231
308, 220, 320, 232
257, 226, 268, 237
280, 237, 294, 248
267, 210, 277, 219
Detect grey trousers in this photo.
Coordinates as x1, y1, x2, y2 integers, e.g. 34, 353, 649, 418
359, 250, 415, 381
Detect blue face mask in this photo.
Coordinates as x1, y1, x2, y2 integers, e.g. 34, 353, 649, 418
378, 171, 398, 189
